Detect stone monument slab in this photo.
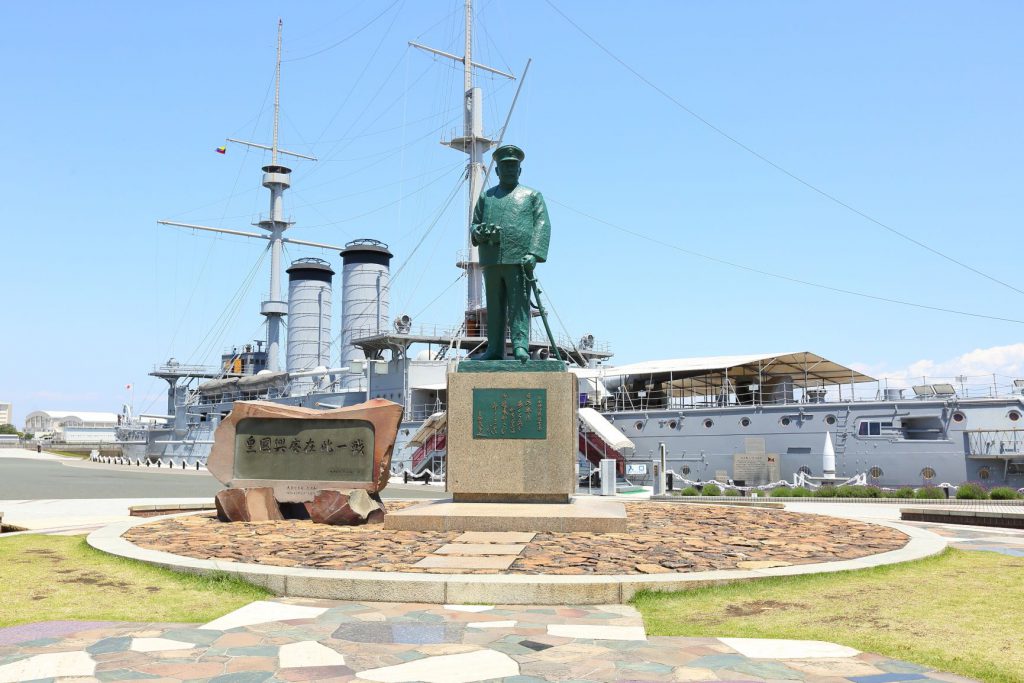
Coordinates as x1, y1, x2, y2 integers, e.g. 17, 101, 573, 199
446, 366, 577, 503
207, 398, 403, 503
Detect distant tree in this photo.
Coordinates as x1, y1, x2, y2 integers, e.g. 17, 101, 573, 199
21, 432, 34, 440
0, 424, 17, 435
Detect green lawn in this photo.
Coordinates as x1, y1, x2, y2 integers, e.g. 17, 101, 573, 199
633, 548, 1024, 683
44, 450, 91, 459
0, 534, 270, 627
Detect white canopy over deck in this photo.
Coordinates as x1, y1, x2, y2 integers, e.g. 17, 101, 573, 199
598, 351, 876, 399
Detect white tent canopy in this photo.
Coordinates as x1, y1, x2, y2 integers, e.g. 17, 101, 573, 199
598, 351, 875, 397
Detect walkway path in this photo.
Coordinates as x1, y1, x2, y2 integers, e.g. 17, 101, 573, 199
0, 600, 974, 682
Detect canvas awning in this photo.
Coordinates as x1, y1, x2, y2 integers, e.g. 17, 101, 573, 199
579, 407, 634, 451
407, 411, 446, 446
598, 351, 874, 397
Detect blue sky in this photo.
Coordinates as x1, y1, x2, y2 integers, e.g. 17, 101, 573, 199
2, 1, 1022, 425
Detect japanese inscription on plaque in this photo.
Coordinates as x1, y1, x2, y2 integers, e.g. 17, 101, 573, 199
472, 388, 546, 439
233, 417, 375, 482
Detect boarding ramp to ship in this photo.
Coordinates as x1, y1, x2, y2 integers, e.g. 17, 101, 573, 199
578, 407, 633, 472
407, 411, 447, 476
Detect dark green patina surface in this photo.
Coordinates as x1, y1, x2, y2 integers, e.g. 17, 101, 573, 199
472, 388, 547, 439
233, 417, 375, 482
471, 144, 552, 362
458, 359, 564, 373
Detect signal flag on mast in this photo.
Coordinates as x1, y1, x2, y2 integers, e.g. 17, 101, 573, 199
215, 145, 227, 154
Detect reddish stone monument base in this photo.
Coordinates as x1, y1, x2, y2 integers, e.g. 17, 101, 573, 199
215, 487, 385, 526
208, 398, 402, 525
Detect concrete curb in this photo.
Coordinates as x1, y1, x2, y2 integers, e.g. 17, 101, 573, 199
87, 514, 946, 605
901, 506, 1024, 528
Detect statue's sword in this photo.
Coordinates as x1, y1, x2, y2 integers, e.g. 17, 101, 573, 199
523, 265, 564, 362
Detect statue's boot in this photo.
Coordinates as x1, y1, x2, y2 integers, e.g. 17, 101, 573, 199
476, 346, 504, 361
513, 347, 530, 363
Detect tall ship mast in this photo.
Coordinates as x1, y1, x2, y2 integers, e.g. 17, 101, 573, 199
411, 0, 514, 337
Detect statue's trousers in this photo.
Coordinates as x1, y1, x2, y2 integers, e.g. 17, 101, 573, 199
482, 264, 530, 352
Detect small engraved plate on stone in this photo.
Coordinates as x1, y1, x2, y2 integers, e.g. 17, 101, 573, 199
234, 417, 375, 482
472, 388, 547, 440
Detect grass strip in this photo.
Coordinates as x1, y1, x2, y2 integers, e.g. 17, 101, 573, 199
633, 548, 1024, 683
45, 450, 91, 459
0, 534, 270, 627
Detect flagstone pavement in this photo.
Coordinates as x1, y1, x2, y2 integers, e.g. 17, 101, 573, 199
0, 599, 978, 683
4, 515, 1021, 682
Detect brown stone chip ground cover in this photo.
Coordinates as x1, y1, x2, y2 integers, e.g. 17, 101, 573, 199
123, 501, 907, 575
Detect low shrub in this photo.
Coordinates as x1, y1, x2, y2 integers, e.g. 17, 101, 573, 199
770, 487, 792, 497
787, 486, 813, 497
915, 486, 946, 499
894, 487, 915, 499
836, 485, 871, 498
724, 488, 741, 497
679, 486, 700, 497
955, 482, 988, 500
864, 485, 884, 498
815, 485, 837, 497
701, 483, 722, 496
989, 487, 1020, 500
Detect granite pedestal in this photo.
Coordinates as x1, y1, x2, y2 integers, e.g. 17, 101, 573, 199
446, 361, 575, 504
384, 360, 628, 534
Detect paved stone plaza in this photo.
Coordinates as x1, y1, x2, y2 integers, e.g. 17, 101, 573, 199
0, 599, 980, 682
122, 502, 908, 575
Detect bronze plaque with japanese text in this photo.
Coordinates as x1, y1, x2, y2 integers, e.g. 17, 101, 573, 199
233, 417, 375, 482
472, 388, 547, 439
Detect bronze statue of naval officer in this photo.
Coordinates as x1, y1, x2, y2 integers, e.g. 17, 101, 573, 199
471, 144, 551, 362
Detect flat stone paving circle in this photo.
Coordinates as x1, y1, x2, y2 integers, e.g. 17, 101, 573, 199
123, 501, 907, 575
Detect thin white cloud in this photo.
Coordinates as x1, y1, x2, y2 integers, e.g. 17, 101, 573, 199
853, 342, 1024, 398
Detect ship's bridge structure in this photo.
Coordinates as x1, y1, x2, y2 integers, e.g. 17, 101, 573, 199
591, 351, 876, 412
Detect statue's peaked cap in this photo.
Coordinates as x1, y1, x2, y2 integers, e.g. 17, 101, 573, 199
492, 144, 525, 162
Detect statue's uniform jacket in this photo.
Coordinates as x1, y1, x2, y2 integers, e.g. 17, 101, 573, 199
471, 183, 551, 354
472, 184, 550, 266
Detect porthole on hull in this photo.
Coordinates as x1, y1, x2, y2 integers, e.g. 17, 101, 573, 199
869, 466, 883, 479
921, 467, 936, 480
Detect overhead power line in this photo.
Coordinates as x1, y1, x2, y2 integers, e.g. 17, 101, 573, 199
552, 198, 1024, 326
543, 0, 1024, 298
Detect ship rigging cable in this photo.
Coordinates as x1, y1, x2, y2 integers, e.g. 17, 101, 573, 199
283, 0, 404, 63
552, 198, 1024, 326
544, 0, 1024, 299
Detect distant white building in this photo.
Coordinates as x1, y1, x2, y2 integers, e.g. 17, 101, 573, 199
23, 410, 118, 443
0, 402, 12, 427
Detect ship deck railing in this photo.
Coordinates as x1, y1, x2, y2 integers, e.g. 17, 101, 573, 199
596, 385, 1024, 412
